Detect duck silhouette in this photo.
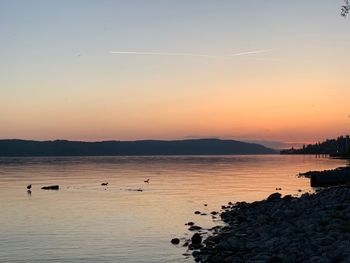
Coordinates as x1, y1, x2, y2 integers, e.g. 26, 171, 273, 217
27, 184, 32, 190
144, 179, 150, 183
101, 182, 108, 186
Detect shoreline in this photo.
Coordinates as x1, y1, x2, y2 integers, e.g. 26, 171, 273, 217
184, 185, 350, 262
299, 166, 350, 187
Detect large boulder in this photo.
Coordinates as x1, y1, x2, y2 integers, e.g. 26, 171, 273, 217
191, 233, 202, 244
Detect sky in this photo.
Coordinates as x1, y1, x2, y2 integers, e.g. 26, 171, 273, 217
0, 0, 349, 144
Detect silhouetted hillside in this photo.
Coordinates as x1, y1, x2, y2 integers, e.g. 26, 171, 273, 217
0, 139, 276, 156
280, 135, 350, 156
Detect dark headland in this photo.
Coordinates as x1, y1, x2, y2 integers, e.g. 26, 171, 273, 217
280, 135, 350, 158
0, 139, 276, 157
280, 135, 350, 187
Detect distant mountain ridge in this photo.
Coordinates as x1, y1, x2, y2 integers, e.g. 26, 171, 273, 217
0, 139, 277, 156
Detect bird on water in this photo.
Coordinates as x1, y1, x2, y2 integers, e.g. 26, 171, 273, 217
27, 184, 32, 190
144, 179, 150, 183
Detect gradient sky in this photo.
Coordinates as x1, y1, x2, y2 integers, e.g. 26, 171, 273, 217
1, 0, 349, 143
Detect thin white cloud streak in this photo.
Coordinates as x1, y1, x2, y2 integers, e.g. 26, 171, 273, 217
109, 49, 272, 58
229, 49, 273, 57
109, 51, 220, 58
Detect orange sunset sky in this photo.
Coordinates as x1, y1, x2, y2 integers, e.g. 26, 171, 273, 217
1, 1, 349, 145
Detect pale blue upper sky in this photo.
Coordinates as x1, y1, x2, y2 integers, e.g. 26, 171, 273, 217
1, 0, 349, 142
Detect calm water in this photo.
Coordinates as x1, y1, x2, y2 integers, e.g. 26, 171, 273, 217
0, 155, 347, 263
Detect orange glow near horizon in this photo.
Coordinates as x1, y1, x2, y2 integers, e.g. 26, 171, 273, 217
1, 1, 349, 144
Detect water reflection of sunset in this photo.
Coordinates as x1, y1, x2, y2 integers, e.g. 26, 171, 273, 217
0, 156, 347, 262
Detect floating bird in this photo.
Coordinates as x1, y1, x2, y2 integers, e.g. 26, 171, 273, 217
144, 179, 150, 183
27, 184, 32, 190
101, 182, 108, 186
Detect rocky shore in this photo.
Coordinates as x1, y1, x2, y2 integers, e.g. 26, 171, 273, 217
299, 166, 350, 187
187, 186, 350, 262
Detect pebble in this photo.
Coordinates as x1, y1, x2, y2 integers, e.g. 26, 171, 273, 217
188, 225, 202, 231
171, 238, 180, 245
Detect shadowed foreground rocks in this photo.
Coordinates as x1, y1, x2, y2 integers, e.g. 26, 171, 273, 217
193, 186, 350, 263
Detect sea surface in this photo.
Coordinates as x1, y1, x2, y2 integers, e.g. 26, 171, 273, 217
0, 155, 348, 263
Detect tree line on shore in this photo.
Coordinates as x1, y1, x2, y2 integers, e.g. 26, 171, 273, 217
280, 135, 350, 156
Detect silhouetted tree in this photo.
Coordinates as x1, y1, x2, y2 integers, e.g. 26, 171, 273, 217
280, 135, 350, 156
341, 0, 350, 17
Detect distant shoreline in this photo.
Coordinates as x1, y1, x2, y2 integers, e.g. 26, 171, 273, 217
0, 138, 277, 157
0, 154, 280, 158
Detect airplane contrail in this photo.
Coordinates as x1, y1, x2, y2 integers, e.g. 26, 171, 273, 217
109, 49, 271, 58
109, 51, 220, 58
230, 49, 273, 57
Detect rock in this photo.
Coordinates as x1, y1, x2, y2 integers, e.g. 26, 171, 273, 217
226, 236, 240, 250
208, 255, 225, 263
319, 237, 334, 246
171, 238, 180, 245
216, 240, 231, 250
189, 225, 202, 231
192, 251, 201, 258
301, 193, 310, 199
268, 255, 283, 263
267, 192, 281, 201
283, 195, 293, 201
271, 209, 284, 219
41, 185, 59, 190
189, 243, 203, 250
205, 235, 221, 245
191, 233, 202, 244
265, 237, 278, 247
309, 256, 324, 263
301, 166, 350, 187
284, 209, 295, 217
